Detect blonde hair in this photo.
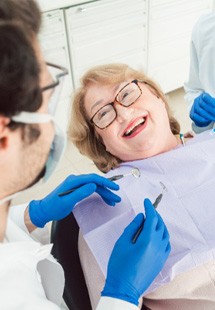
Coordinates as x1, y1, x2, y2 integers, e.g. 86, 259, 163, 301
69, 63, 180, 173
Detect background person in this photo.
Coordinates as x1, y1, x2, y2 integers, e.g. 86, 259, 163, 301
184, 12, 215, 133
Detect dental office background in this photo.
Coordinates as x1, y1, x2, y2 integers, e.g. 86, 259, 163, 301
13, 0, 215, 208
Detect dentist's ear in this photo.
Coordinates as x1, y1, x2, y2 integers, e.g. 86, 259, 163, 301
0, 115, 10, 149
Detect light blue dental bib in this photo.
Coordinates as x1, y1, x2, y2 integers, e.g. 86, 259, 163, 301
74, 130, 215, 294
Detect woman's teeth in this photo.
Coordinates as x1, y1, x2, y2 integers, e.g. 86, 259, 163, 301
124, 118, 145, 137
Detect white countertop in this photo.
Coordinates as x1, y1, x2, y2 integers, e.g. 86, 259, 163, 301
37, 0, 98, 12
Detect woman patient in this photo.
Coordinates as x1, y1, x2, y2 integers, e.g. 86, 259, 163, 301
69, 63, 215, 309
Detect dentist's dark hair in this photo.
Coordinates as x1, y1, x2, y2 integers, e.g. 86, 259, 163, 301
0, 0, 41, 34
0, 22, 41, 116
0, 21, 42, 143
0, 0, 43, 143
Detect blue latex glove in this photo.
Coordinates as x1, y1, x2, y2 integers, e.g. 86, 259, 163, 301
102, 198, 171, 306
190, 92, 215, 127
29, 174, 121, 228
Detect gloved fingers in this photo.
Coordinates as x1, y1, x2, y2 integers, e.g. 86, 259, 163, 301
190, 110, 211, 126
62, 174, 120, 192
142, 198, 158, 233
194, 101, 215, 120
202, 93, 215, 109
160, 223, 171, 253
190, 93, 214, 125
155, 212, 166, 237
96, 186, 121, 206
165, 242, 171, 255
68, 183, 97, 206
155, 212, 169, 238
161, 220, 170, 242
122, 213, 145, 242
200, 100, 215, 120
160, 223, 171, 258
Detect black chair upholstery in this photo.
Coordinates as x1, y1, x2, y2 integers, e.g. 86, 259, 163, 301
51, 213, 92, 310
51, 213, 148, 310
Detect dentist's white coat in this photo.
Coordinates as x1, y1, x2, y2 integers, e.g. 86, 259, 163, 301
184, 12, 215, 133
0, 204, 138, 310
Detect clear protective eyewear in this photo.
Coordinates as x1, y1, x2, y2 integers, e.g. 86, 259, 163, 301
12, 62, 69, 124
90, 80, 142, 129
43, 62, 69, 116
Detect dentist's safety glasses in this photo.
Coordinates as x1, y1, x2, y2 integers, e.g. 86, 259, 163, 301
44, 63, 68, 116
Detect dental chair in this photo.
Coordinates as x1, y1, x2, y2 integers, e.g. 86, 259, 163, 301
51, 213, 148, 310
51, 213, 92, 310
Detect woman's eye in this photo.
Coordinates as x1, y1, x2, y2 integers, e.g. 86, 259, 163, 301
122, 92, 129, 100
98, 109, 109, 120
120, 89, 133, 102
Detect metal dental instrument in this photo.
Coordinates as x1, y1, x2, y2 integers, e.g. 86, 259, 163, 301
108, 167, 141, 181
132, 182, 167, 244
58, 167, 141, 197
152, 182, 167, 208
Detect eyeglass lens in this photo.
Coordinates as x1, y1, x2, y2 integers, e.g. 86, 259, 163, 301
92, 81, 141, 129
46, 64, 67, 116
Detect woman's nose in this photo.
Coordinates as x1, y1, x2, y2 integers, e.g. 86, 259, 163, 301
115, 103, 134, 123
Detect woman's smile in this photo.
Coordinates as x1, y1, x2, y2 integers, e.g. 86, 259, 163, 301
122, 116, 148, 139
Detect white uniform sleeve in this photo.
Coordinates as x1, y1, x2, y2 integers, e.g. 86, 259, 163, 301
184, 16, 203, 111
96, 297, 139, 310
8, 203, 50, 244
191, 122, 214, 133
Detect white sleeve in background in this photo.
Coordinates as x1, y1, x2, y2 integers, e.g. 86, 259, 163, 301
96, 297, 139, 310
8, 203, 50, 244
191, 122, 214, 133
183, 40, 202, 110
184, 16, 204, 111
184, 13, 215, 111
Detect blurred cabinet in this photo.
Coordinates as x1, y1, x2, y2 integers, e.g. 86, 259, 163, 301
38, 10, 73, 131
64, 0, 148, 86
147, 0, 212, 92
38, 0, 213, 127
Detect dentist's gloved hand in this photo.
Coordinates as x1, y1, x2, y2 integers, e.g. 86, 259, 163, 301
190, 92, 215, 127
102, 198, 171, 306
29, 174, 121, 228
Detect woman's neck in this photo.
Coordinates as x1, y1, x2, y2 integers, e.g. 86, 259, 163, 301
162, 133, 181, 153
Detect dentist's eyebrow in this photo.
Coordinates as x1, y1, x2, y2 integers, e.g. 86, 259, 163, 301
90, 82, 125, 112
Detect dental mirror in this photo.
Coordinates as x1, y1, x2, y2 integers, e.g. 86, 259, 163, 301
108, 167, 141, 181
59, 167, 140, 196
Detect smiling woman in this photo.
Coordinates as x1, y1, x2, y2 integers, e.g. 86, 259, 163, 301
69, 63, 180, 172
68, 63, 215, 310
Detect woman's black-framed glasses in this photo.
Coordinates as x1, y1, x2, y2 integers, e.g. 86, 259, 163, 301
90, 80, 142, 129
